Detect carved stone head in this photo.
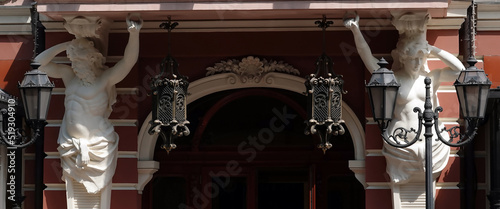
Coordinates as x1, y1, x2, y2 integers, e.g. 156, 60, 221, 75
66, 38, 106, 85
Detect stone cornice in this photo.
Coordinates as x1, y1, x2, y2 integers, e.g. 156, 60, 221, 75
39, 17, 468, 33
478, 3, 500, 31
0, 1, 470, 34
0, 5, 31, 35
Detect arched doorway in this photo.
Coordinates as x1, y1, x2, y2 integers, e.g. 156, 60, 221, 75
143, 88, 364, 209
137, 71, 366, 208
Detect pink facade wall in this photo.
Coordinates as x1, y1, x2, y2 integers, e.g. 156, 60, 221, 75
2, 12, 499, 209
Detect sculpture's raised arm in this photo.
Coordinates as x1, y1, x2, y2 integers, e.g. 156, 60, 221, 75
104, 14, 142, 86
34, 41, 69, 66
429, 45, 465, 72
428, 45, 465, 82
34, 41, 74, 83
343, 14, 380, 73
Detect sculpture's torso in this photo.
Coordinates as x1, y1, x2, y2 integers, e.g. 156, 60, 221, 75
383, 69, 450, 184
390, 72, 435, 134
63, 76, 110, 139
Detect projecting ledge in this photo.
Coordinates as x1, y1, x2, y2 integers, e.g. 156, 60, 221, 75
137, 160, 159, 194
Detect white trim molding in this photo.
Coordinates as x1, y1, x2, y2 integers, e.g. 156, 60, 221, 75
0, 5, 32, 35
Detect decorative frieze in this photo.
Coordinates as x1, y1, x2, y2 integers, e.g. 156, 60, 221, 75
206, 56, 299, 83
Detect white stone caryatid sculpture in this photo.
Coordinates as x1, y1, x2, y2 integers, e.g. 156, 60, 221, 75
344, 12, 465, 208
34, 15, 142, 209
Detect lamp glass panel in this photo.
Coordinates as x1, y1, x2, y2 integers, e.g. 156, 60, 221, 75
383, 74, 396, 84
457, 72, 465, 82
38, 88, 51, 120
468, 71, 479, 81
479, 85, 490, 118
19, 89, 27, 119
385, 87, 398, 120
369, 87, 383, 121
23, 88, 39, 121
455, 85, 468, 118
465, 85, 479, 118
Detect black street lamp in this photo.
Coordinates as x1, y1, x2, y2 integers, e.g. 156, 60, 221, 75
305, 16, 346, 153
18, 64, 54, 136
455, 57, 491, 131
0, 64, 53, 147
0, 65, 54, 209
366, 57, 491, 209
365, 58, 400, 131
149, 17, 190, 153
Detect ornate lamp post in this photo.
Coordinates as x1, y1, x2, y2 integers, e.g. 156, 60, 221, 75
305, 16, 346, 153
149, 17, 190, 153
366, 57, 491, 209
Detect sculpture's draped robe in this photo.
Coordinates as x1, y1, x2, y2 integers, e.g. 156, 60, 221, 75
57, 86, 118, 194
382, 135, 450, 183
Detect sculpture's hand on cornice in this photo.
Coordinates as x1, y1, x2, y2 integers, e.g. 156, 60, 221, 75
126, 13, 143, 33
343, 12, 360, 30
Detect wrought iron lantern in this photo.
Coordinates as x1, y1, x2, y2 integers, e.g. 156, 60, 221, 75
149, 17, 190, 153
455, 56, 491, 123
305, 16, 346, 153
365, 58, 400, 130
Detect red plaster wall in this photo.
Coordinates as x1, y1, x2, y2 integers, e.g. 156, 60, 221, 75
484, 55, 500, 88
0, 35, 33, 95
365, 156, 390, 183
43, 191, 67, 209
477, 31, 500, 56
436, 157, 460, 183
435, 189, 460, 209
427, 30, 460, 53
111, 190, 140, 208
365, 124, 383, 150
365, 189, 392, 209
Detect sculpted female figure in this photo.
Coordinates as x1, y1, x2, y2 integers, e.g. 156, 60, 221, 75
34, 15, 142, 208
344, 12, 465, 184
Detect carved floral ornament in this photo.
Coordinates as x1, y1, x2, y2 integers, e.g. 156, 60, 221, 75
206, 56, 300, 83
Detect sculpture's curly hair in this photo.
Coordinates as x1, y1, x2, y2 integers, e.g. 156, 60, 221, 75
66, 38, 109, 85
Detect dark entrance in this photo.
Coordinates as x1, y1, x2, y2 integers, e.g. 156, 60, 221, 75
142, 88, 365, 209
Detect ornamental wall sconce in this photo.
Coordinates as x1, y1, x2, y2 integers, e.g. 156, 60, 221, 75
149, 17, 190, 153
305, 15, 347, 153
366, 57, 491, 209
1, 66, 54, 148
